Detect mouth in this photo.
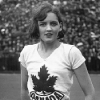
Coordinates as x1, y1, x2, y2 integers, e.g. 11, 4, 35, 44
45, 33, 53, 37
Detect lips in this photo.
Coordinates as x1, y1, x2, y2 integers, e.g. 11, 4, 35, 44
45, 33, 53, 37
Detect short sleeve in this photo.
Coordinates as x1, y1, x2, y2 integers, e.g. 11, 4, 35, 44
69, 46, 86, 69
18, 46, 26, 68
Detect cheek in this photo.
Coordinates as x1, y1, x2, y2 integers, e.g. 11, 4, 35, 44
54, 28, 60, 35
39, 28, 44, 35
39, 32, 44, 38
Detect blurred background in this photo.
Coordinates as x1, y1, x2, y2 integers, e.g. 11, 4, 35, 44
0, 0, 100, 73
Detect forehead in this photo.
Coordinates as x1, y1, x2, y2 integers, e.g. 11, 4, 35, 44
40, 12, 59, 22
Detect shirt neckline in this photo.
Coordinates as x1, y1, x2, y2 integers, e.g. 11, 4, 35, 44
36, 42, 62, 61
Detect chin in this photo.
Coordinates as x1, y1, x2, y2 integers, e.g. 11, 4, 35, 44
43, 38, 52, 42
45, 40, 53, 44
41, 37, 57, 43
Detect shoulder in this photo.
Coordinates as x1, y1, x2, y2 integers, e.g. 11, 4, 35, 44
61, 42, 75, 51
61, 42, 85, 61
23, 43, 38, 51
21, 43, 38, 54
61, 42, 82, 53
70, 45, 82, 54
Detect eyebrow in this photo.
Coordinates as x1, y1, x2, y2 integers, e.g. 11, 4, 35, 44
38, 21, 46, 23
38, 20, 58, 23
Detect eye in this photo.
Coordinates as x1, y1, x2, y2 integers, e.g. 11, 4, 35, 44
39, 22, 46, 27
50, 21, 58, 26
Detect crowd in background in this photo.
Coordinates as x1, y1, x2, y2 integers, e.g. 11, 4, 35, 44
0, 0, 100, 72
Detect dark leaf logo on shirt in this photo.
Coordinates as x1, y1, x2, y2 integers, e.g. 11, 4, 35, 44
31, 65, 57, 94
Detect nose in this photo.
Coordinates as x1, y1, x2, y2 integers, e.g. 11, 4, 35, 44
46, 24, 52, 31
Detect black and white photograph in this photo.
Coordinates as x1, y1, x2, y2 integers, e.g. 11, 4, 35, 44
0, 0, 100, 100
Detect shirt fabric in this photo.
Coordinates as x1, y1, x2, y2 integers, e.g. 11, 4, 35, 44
19, 42, 85, 100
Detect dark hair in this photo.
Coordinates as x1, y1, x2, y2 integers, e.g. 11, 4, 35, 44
29, 1, 65, 39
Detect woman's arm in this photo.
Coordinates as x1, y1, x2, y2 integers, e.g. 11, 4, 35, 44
20, 64, 30, 100
73, 62, 95, 100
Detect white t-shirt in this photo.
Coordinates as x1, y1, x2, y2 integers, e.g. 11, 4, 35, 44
19, 42, 85, 100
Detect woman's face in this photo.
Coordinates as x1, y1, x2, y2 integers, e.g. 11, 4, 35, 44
38, 12, 62, 43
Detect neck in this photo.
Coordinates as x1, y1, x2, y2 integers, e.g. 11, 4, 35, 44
38, 40, 60, 52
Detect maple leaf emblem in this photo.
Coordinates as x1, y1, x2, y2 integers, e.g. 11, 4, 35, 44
31, 65, 57, 94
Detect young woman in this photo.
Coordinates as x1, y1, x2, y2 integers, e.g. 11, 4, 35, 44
19, 1, 95, 100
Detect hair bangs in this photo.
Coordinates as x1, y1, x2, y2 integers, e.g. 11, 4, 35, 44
36, 7, 52, 21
